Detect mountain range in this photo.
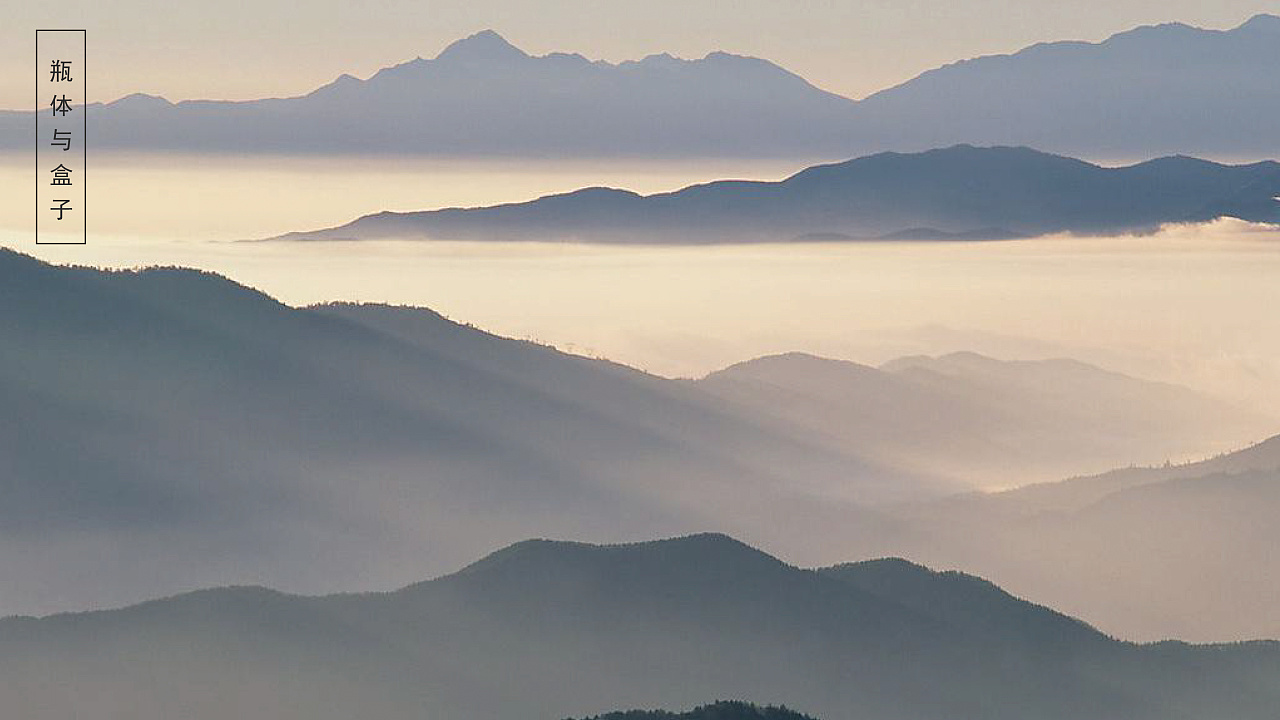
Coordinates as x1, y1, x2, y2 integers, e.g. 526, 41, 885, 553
694, 350, 1269, 486
0, 247, 917, 616
271, 145, 1280, 243
2, 533, 1277, 720
3, 16, 1277, 159
2, 248, 1269, 627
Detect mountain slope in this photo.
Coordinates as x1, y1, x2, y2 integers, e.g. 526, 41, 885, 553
882, 436, 1280, 640
3, 248, 1273, 635
273, 146, 1280, 243
953, 433, 1280, 515
855, 14, 1280, 159
1, 534, 1276, 720
0, 248, 927, 617
694, 350, 1270, 486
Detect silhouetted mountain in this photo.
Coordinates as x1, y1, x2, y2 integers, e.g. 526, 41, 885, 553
820, 557, 1097, 642
695, 350, 1269, 486
958, 433, 1280, 514
2, 534, 1276, 720
0, 248, 945, 617
880, 435, 1280, 641
273, 146, 1280, 243
3, 17, 1276, 158
855, 14, 1280, 159
3, 249, 1272, 630
566, 700, 818, 720
0, 30, 856, 158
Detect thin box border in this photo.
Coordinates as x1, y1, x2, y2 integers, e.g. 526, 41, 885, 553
35, 28, 87, 245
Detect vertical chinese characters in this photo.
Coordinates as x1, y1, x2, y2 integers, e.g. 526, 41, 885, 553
49, 60, 74, 222
36, 31, 86, 244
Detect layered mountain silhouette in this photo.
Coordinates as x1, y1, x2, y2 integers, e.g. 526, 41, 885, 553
695, 351, 1270, 486
2, 249, 1267, 622
0, 248, 923, 616
3, 16, 1277, 158
272, 146, 1280, 243
854, 14, 1280, 160
0, 29, 857, 158
879, 435, 1280, 641
948, 433, 1280, 514
2, 534, 1277, 720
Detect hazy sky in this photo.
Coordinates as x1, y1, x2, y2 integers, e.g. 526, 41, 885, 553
4, 1, 1276, 110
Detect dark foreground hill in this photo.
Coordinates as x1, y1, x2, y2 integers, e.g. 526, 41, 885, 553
567, 701, 818, 720
1, 534, 1276, 720
274, 146, 1280, 243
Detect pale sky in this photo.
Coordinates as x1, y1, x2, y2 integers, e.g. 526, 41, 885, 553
3, 1, 1277, 111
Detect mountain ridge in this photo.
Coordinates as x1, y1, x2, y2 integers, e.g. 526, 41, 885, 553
3, 16, 1277, 158
692, 345, 1270, 487
268, 145, 1280, 243
2, 532, 1278, 720
2, 248, 1275, 639
880, 433, 1280, 641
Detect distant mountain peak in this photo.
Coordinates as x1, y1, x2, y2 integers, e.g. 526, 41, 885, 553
1239, 13, 1280, 32
833, 556, 931, 574
440, 532, 787, 589
706, 352, 878, 382
499, 532, 766, 561
436, 29, 528, 62
107, 92, 173, 109
1124, 20, 1196, 33
937, 350, 998, 364
1081, 13, 1280, 45
640, 51, 681, 64
306, 72, 362, 98
878, 351, 1000, 375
